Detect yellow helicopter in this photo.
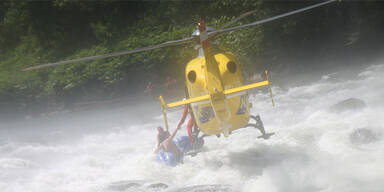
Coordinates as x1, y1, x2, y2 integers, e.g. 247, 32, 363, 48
24, 0, 336, 139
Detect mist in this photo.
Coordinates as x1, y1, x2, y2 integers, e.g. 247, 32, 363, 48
1, 1, 384, 191
1, 58, 383, 192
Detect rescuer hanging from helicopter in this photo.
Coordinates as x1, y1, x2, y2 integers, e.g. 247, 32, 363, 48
176, 103, 206, 151
177, 104, 196, 142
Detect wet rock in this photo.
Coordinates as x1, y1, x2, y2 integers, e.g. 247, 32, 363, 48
350, 128, 379, 145
108, 180, 169, 191
330, 98, 366, 113
147, 183, 168, 189
206, 159, 224, 169
108, 180, 143, 191
169, 184, 233, 192
227, 146, 305, 177
0, 158, 32, 169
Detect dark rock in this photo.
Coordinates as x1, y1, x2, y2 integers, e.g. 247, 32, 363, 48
330, 98, 366, 113
169, 184, 233, 192
350, 128, 379, 145
108, 180, 143, 191
147, 183, 168, 189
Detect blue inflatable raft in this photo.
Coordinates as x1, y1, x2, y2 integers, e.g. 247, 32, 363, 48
156, 136, 193, 166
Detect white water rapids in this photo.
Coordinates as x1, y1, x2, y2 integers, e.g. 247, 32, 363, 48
1, 64, 383, 192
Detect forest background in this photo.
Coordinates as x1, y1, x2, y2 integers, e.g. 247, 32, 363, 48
0, 0, 383, 118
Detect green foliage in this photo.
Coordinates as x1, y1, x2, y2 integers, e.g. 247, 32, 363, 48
0, 0, 383, 114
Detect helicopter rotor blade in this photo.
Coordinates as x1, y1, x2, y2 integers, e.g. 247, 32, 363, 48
220, 9, 258, 29
209, 0, 336, 38
23, 36, 195, 71
23, 0, 336, 71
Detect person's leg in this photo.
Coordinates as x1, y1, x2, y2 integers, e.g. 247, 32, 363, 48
187, 118, 194, 142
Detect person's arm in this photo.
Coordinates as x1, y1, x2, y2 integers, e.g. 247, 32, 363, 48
157, 134, 161, 147
169, 126, 181, 140
154, 142, 163, 153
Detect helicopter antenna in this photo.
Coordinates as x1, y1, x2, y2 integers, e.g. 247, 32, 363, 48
23, 0, 336, 71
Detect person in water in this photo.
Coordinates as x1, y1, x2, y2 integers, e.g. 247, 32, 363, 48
154, 126, 184, 163
157, 126, 170, 147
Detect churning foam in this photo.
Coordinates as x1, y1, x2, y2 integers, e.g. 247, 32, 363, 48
1, 64, 383, 192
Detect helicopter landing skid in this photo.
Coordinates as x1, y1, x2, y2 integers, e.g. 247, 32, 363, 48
246, 115, 274, 139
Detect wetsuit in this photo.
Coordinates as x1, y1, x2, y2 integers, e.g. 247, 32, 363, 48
177, 104, 197, 142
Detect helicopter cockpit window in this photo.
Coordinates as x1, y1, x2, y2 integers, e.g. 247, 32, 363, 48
227, 61, 237, 73
188, 70, 197, 83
